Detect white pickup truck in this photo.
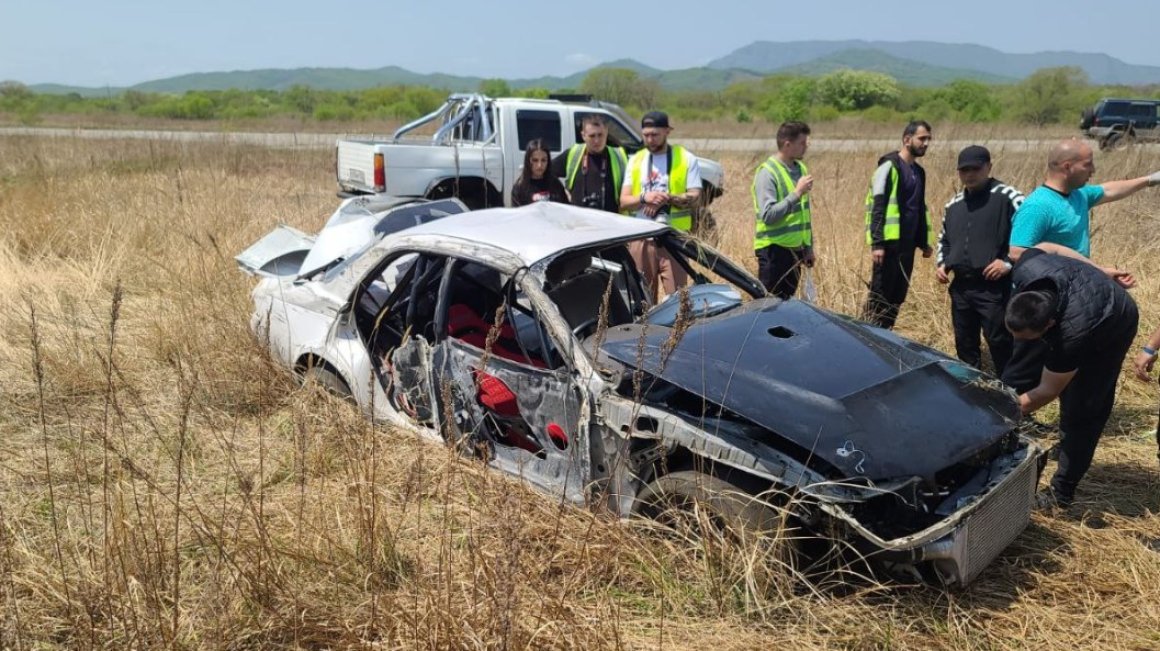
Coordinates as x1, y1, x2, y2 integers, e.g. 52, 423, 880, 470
335, 93, 724, 229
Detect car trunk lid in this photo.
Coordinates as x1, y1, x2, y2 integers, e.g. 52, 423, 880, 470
235, 224, 315, 278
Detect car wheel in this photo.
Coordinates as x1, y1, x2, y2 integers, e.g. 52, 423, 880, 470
1112, 131, 1136, 151
303, 365, 353, 400
1101, 131, 1133, 151
1079, 108, 1095, 130
634, 470, 800, 554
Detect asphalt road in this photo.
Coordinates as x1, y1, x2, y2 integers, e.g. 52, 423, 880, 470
0, 125, 1093, 154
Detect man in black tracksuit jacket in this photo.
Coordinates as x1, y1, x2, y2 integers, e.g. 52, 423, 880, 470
862, 120, 933, 329
935, 146, 1024, 376
1005, 248, 1139, 506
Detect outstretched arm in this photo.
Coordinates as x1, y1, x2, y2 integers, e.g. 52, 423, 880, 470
1011, 244, 1136, 287
1010, 242, 1087, 262
1096, 171, 1160, 205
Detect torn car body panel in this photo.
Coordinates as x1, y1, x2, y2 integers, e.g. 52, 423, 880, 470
434, 341, 591, 502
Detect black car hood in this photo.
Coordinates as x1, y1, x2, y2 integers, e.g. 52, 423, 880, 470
600, 299, 1019, 480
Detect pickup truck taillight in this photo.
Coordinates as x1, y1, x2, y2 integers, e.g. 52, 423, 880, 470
373, 153, 385, 192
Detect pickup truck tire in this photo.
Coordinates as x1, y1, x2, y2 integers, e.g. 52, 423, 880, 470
692, 183, 719, 241
692, 206, 717, 240
427, 178, 503, 210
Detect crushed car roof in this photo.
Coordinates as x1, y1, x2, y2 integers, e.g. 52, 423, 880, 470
398, 202, 669, 265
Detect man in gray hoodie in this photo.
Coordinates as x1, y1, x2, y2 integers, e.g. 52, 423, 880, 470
751, 121, 815, 299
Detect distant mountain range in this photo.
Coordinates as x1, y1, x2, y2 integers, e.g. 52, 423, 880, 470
708, 40, 1160, 85
773, 49, 1015, 86
21, 40, 1160, 97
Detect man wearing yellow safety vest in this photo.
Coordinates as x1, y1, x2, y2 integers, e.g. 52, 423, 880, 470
550, 114, 627, 213
752, 121, 815, 299
619, 110, 702, 303
862, 120, 934, 329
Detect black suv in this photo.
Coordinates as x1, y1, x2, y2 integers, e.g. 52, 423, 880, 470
1080, 98, 1160, 150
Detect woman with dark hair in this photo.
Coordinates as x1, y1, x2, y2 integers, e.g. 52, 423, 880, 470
511, 139, 568, 206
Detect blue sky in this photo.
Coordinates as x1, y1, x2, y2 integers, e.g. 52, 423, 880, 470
1, 0, 1155, 87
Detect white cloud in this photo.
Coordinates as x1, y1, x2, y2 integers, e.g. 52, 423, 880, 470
564, 52, 598, 69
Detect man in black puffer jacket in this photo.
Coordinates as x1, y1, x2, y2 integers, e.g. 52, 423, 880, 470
1006, 248, 1139, 506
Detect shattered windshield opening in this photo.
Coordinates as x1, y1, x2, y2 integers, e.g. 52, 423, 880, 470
641, 233, 765, 326
538, 232, 767, 342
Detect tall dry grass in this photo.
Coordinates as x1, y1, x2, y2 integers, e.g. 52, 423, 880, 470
0, 132, 1159, 649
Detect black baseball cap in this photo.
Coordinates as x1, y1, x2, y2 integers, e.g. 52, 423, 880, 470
957, 145, 991, 169
641, 111, 670, 129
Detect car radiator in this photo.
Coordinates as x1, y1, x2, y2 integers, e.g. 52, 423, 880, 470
929, 453, 1038, 584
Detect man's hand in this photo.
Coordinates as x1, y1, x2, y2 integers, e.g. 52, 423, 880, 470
1101, 266, 1137, 288
1135, 349, 1157, 381
1020, 368, 1077, 415
935, 265, 949, 284
982, 259, 1012, 281
921, 246, 933, 259
643, 191, 670, 206
795, 175, 814, 196
871, 248, 885, 266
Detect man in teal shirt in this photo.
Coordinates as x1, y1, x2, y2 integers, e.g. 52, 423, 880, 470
1004, 138, 1159, 394
1008, 183, 1103, 258
1009, 139, 1159, 265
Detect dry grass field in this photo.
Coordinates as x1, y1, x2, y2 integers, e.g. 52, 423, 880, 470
1, 130, 1159, 649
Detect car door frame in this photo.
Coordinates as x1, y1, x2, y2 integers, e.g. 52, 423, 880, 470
427, 257, 595, 504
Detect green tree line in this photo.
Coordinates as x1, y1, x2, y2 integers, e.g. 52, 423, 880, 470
2, 66, 1158, 126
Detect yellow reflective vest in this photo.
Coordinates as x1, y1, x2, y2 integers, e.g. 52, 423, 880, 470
864, 163, 932, 246
564, 144, 626, 196
627, 145, 692, 232
752, 157, 811, 250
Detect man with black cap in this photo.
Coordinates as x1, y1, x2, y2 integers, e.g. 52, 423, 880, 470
935, 145, 1025, 375
619, 110, 702, 302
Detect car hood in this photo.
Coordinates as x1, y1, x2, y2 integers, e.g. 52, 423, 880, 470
599, 298, 1019, 480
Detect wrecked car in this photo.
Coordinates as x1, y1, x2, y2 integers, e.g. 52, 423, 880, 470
237, 198, 1042, 585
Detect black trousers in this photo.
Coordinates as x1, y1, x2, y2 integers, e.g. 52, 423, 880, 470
1050, 303, 1139, 501
862, 244, 915, 329
757, 244, 804, 300
949, 276, 1013, 376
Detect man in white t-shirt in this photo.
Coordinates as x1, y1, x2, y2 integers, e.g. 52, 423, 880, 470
619, 111, 702, 302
